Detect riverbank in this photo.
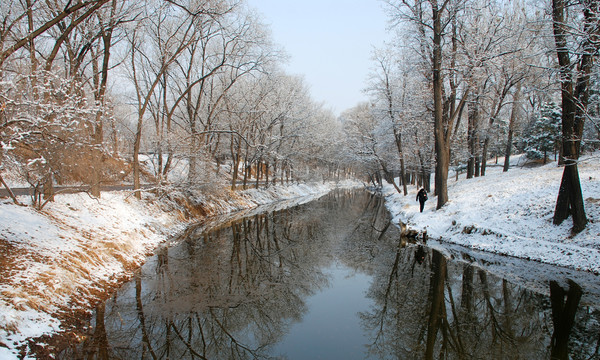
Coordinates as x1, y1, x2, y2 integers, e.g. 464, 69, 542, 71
384, 153, 600, 274
0, 181, 358, 359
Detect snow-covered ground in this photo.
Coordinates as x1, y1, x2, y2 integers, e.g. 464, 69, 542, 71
0, 180, 358, 359
384, 153, 600, 274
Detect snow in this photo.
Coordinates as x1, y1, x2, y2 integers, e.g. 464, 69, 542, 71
383, 153, 600, 274
0, 180, 359, 359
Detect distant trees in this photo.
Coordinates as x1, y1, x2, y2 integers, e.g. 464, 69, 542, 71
221, 72, 317, 190
342, 103, 391, 188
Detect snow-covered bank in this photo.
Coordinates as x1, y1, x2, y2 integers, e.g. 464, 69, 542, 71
0, 180, 359, 359
384, 154, 600, 274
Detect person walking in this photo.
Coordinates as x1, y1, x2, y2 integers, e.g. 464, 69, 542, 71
416, 188, 428, 213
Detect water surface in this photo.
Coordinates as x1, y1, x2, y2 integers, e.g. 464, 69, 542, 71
54, 190, 600, 359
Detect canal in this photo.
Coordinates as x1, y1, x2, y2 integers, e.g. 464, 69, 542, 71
52, 189, 600, 359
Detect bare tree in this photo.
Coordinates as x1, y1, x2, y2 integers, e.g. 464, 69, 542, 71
161, 6, 275, 187
128, 0, 227, 198
384, 0, 469, 209
0, 0, 110, 69
551, 0, 600, 233
369, 48, 409, 195
342, 103, 403, 191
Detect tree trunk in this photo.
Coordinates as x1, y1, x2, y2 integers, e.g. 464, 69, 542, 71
90, 150, 102, 198
26, 0, 38, 99
379, 159, 403, 194
265, 161, 270, 187
255, 160, 261, 189
0, 174, 21, 205
231, 136, 241, 190
110, 119, 119, 157
482, 78, 515, 177
551, 85, 587, 231
549, 280, 582, 360
43, 174, 54, 202
157, 144, 163, 180
133, 117, 143, 199
481, 138, 489, 176
432, 3, 449, 209
162, 149, 173, 179
553, 163, 587, 232
392, 127, 408, 196
551, 0, 591, 233
504, 85, 521, 172
425, 250, 447, 360
467, 93, 479, 179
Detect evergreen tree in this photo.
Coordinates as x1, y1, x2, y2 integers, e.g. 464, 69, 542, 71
524, 102, 561, 164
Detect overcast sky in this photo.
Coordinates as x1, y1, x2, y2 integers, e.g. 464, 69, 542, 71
245, 0, 392, 116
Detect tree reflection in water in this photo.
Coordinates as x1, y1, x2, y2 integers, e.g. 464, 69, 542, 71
361, 241, 599, 360
54, 190, 599, 359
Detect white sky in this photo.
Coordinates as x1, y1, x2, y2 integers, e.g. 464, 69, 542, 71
245, 0, 392, 116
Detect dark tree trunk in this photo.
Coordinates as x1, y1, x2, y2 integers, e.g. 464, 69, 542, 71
504, 86, 521, 172
482, 79, 514, 176
231, 135, 241, 190
431, 5, 467, 209
553, 163, 587, 232
550, 280, 582, 360
255, 160, 262, 189
550, 0, 594, 233
432, 3, 448, 209
162, 149, 173, 178
461, 264, 474, 312
265, 161, 270, 187
467, 92, 479, 179
425, 250, 447, 360
481, 139, 489, 176
379, 159, 403, 195
392, 127, 408, 196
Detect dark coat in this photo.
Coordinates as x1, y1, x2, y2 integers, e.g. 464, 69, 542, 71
416, 189, 428, 203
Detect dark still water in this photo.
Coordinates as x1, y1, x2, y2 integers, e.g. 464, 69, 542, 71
55, 190, 600, 359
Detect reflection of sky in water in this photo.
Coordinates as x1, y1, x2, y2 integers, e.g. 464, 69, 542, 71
272, 261, 374, 359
